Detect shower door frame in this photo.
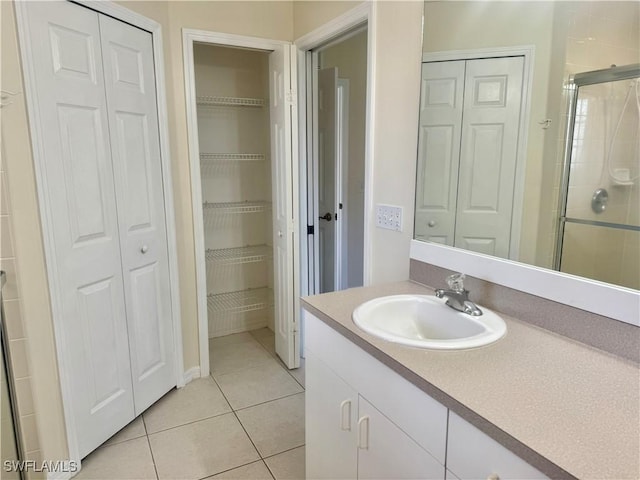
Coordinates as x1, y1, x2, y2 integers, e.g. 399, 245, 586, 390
554, 63, 640, 270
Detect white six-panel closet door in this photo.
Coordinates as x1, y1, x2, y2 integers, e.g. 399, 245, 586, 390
269, 46, 298, 369
22, 2, 135, 458
98, 14, 176, 416
455, 56, 524, 258
22, 1, 176, 459
415, 60, 465, 246
416, 57, 524, 258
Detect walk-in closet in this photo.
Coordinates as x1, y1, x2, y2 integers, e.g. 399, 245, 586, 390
194, 44, 275, 340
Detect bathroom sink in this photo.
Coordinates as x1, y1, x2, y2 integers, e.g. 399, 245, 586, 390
352, 295, 507, 350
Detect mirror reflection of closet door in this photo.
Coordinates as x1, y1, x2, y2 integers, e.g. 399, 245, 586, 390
416, 56, 524, 258
415, 60, 465, 245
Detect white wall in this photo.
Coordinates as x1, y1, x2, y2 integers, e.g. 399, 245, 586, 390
369, 1, 424, 283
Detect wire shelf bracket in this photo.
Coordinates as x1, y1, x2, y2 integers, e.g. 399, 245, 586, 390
202, 201, 271, 215
196, 96, 265, 107
200, 153, 265, 163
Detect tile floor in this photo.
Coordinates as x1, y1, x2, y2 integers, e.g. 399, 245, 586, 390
76, 328, 306, 480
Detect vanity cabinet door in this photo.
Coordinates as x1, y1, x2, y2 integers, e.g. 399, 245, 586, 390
305, 310, 448, 463
357, 395, 445, 480
447, 412, 549, 480
306, 351, 358, 479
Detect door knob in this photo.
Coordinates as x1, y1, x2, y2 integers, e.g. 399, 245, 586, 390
319, 212, 332, 221
140, 245, 149, 254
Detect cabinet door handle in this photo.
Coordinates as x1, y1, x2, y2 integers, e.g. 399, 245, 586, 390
487, 474, 500, 480
340, 399, 351, 431
357, 416, 370, 450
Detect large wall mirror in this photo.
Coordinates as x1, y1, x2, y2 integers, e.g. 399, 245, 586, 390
414, 1, 639, 291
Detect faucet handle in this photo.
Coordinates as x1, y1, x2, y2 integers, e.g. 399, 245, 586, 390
446, 273, 466, 293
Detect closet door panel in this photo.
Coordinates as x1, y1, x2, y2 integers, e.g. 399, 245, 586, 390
269, 46, 298, 368
99, 15, 176, 414
21, 1, 135, 458
456, 57, 524, 258
415, 61, 465, 246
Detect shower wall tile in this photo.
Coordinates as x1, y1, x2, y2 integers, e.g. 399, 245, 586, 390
8, 339, 30, 379
0, 172, 9, 216
3, 299, 24, 340
1, 215, 13, 257
566, 2, 640, 66
1, 162, 41, 475
15, 377, 35, 416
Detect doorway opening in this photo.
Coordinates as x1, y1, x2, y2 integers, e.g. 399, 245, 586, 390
191, 43, 277, 375
184, 30, 300, 378
307, 27, 369, 295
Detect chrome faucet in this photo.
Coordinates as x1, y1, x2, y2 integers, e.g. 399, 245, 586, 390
435, 273, 483, 316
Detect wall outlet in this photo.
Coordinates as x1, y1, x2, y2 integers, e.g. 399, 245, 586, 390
376, 204, 403, 231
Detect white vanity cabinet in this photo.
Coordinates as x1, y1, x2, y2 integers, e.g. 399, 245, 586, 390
305, 311, 448, 479
306, 350, 444, 479
357, 395, 444, 479
306, 350, 358, 479
447, 412, 548, 480
304, 310, 551, 480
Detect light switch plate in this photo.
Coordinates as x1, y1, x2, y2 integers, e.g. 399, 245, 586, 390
376, 204, 403, 231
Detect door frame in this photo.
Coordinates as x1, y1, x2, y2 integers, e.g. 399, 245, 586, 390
422, 46, 535, 260
15, 0, 184, 471
336, 78, 350, 290
295, 2, 377, 299
182, 29, 291, 378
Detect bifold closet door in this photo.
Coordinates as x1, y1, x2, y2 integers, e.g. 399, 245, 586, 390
455, 57, 524, 257
269, 46, 299, 369
415, 60, 465, 245
21, 1, 175, 458
22, 2, 135, 458
416, 57, 524, 257
99, 15, 176, 415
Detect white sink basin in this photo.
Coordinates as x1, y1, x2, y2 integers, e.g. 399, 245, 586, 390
352, 295, 506, 350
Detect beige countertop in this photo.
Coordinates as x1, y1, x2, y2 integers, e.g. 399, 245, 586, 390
301, 281, 640, 480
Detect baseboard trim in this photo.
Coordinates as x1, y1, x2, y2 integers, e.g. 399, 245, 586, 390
183, 366, 201, 385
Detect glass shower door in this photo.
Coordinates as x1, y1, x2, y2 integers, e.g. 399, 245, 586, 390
557, 65, 640, 290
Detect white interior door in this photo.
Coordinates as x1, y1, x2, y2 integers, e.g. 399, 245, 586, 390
99, 15, 176, 414
317, 67, 338, 293
269, 45, 299, 369
455, 56, 524, 257
415, 60, 465, 245
21, 1, 135, 458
